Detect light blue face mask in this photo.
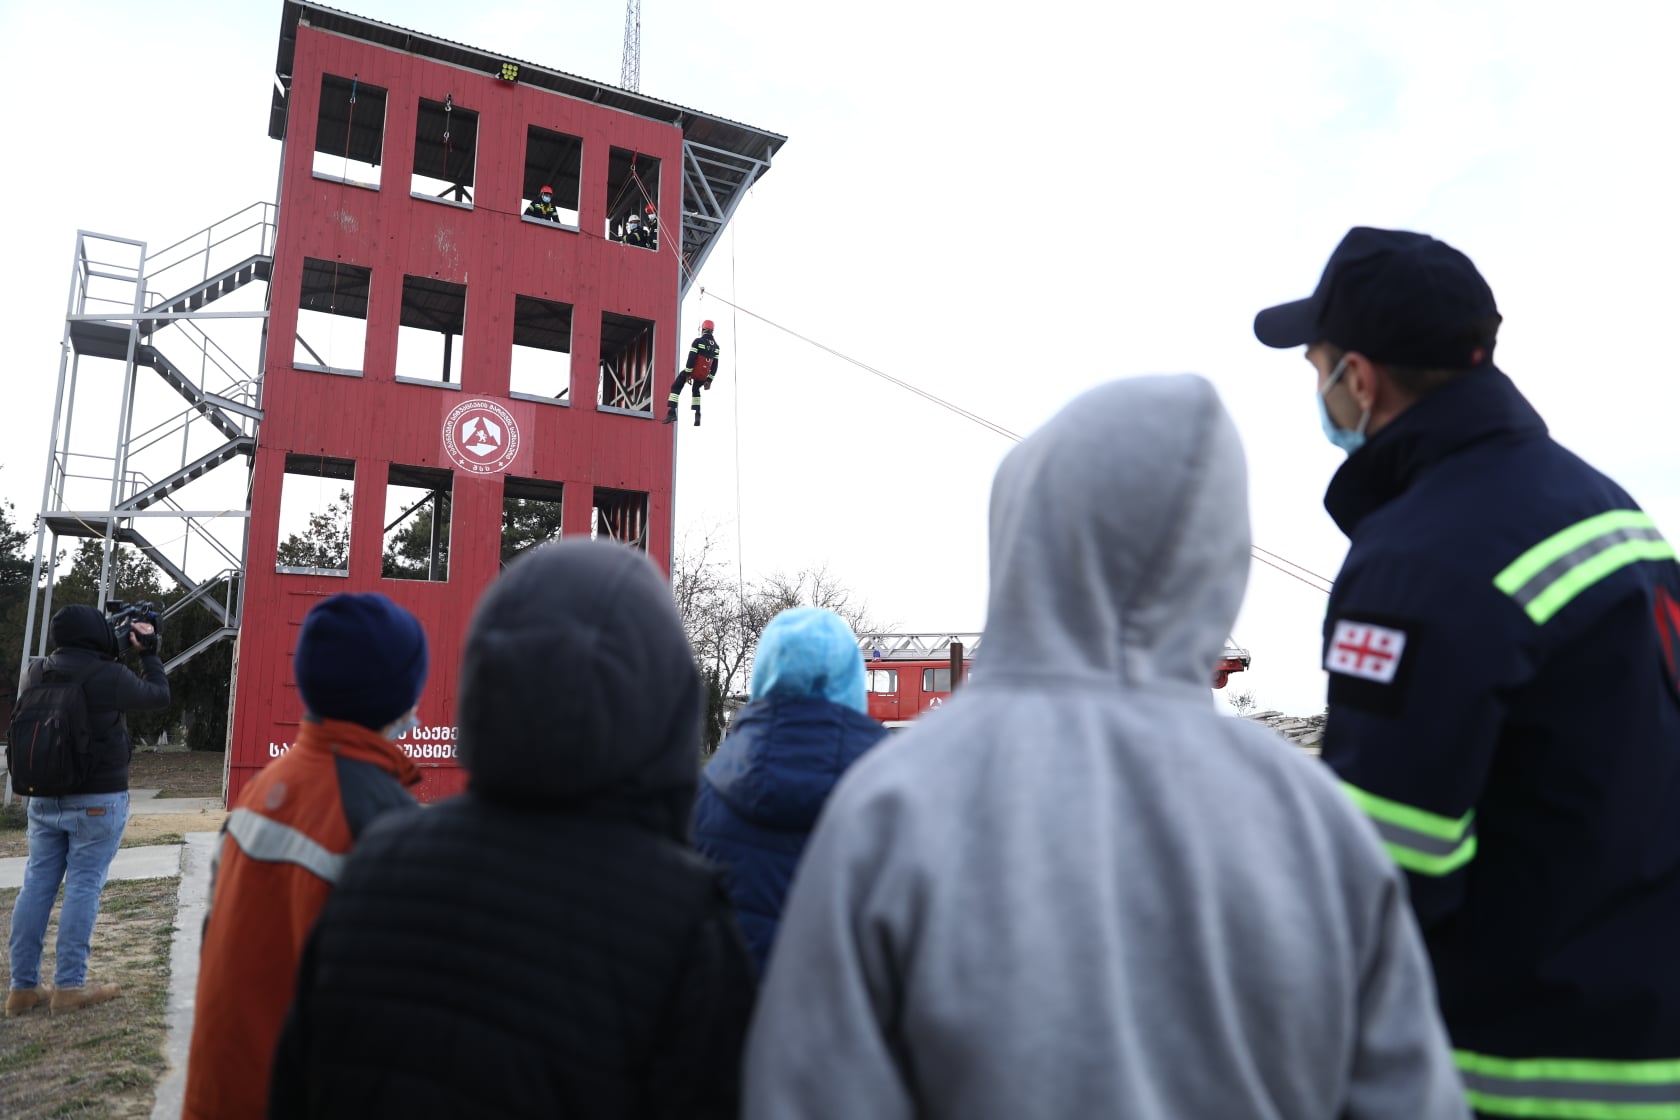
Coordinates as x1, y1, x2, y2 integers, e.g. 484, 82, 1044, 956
1318, 355, 1371, 455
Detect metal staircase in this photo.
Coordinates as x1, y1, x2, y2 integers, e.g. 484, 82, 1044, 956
70, 320, 250, 443
139, 254, 272, 337
21, 202, 275, 695
118, 437, 256, 513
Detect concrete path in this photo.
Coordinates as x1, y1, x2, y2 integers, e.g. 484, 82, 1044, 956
151, 831, 217, 1120
0, 842, 184, 889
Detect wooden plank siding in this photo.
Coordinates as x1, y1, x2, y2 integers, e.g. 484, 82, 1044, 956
228, 23, 679, 803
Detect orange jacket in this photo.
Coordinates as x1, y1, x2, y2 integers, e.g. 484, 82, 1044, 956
183, 718, 420, 1120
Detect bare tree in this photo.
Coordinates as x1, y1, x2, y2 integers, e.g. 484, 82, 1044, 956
755, 564, 875, 639
671, 527, 887, 752
1228, 688, 1259, 715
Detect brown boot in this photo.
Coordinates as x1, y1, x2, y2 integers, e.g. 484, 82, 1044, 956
4, 985, 52, 1017
50, 983, 120, 1015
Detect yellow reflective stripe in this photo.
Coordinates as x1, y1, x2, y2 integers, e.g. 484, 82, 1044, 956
1340, 782, 1472, 841
1524, 540, 1676, 625
1457, 1050, 1680, 1118
1340, 782, 1477, 876
1496, 512, 1657, 593
1382, 834, 1477, 876
1465, 1091, 1680, 1118
1495, 510, 1675, 625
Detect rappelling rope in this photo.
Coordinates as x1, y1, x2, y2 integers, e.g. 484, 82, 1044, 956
626, 166, 697, 284
729, 220, 747, 619
698, 289, 1022, 443
694, 289, 1334, 596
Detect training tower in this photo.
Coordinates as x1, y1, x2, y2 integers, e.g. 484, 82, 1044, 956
24, 0, 784, 805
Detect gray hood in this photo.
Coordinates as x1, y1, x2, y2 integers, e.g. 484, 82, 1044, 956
744, 374, 1465, 1120
985, 373, 1250, 694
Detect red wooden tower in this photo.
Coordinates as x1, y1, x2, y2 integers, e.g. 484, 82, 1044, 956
226, 2, 784, 801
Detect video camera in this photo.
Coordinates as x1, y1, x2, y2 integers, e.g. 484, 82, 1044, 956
107, 599, 163, 656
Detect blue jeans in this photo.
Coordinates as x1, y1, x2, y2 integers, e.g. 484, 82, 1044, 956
7, 791, 129, 989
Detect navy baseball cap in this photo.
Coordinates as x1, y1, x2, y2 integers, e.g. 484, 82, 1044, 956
1254, 227, 1502, 368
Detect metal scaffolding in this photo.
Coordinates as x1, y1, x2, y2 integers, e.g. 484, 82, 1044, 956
21, 203, 275, 692
679, 138, 772, 299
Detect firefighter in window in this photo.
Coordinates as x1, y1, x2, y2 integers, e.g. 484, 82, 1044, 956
623, 213, 655, 250
640, 203, 658, 250
525, 186, 561, 223
663, 321, 721, 426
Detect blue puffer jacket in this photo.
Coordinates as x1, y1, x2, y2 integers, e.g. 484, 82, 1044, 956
693, 696, 886, 974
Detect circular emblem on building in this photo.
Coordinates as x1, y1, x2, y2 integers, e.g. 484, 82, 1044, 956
443, 398, 520, 475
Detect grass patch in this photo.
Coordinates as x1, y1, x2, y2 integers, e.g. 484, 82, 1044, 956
93, 1068, 157, 1093
0, 878, 178, 1119
120, 833, 182, 851
129, 750, 223, 801
0, 802, 25, 832
0, 1042, 47, 1074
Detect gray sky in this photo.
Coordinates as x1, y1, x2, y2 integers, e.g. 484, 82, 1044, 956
2, 0, 1676, 717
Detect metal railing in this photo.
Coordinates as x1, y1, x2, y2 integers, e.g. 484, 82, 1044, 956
142, 202, 277, 310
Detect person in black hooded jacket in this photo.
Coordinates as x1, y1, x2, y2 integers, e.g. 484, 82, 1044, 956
269, 539, 755, 1119
7, 604, 169, 1017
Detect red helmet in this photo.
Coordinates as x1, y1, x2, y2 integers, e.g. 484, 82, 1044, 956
539, 185, 552, 194
701, 320, 715, 332
645, 202, 656, 214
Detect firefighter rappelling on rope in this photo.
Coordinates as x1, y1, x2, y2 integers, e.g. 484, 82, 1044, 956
664, 320, 721, 426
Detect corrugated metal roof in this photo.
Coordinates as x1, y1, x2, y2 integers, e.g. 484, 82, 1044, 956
269, 0, 787, 163
298, 257, 371, 320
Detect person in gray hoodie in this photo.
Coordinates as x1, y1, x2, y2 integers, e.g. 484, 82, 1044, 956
743, 374, 1468, 1120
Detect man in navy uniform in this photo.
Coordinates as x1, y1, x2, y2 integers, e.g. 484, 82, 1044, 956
1255, 227, 1680, 1119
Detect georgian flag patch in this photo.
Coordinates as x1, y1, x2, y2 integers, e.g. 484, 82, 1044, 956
1326, 620, 1408, 684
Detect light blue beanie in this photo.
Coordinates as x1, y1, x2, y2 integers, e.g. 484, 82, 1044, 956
749, 607, 866, 714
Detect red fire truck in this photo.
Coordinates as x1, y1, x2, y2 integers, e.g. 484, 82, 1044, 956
861, 633, 1252, 728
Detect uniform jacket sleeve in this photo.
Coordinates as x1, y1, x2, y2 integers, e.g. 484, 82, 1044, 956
645, 888, 757, 1120
1344, 872, 1473, 1119
1322, 552, 1530, 930
744, 786, 917, 1120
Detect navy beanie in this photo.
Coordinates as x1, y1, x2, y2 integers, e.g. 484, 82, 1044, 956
293, 593, 429, 730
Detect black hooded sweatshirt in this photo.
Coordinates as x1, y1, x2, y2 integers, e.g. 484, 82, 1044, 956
26, 605, 171, 794
270, 540, 755, 1119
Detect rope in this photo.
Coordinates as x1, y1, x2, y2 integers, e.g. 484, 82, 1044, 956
614, 172, 1323, 604
698, 290, 1021, 442
627, 167, 696, 283
729, 221, 746, 631
1251, 545, 1334, 589
607, 155, 641, 230
1251, 554, 1334, 594
342, 75, 357, 183
692, 289, 1335, 596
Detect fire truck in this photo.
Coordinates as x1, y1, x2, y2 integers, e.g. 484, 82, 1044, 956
860, 633, 1253, 728
861, 633, 981, 728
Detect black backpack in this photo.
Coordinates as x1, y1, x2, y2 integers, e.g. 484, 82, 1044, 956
7, 659, 97, 797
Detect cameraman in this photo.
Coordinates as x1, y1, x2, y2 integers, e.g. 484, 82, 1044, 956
5, 604, 169, 1018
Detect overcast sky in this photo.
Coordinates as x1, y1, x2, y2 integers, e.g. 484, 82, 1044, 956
2, 0, 1676, 716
